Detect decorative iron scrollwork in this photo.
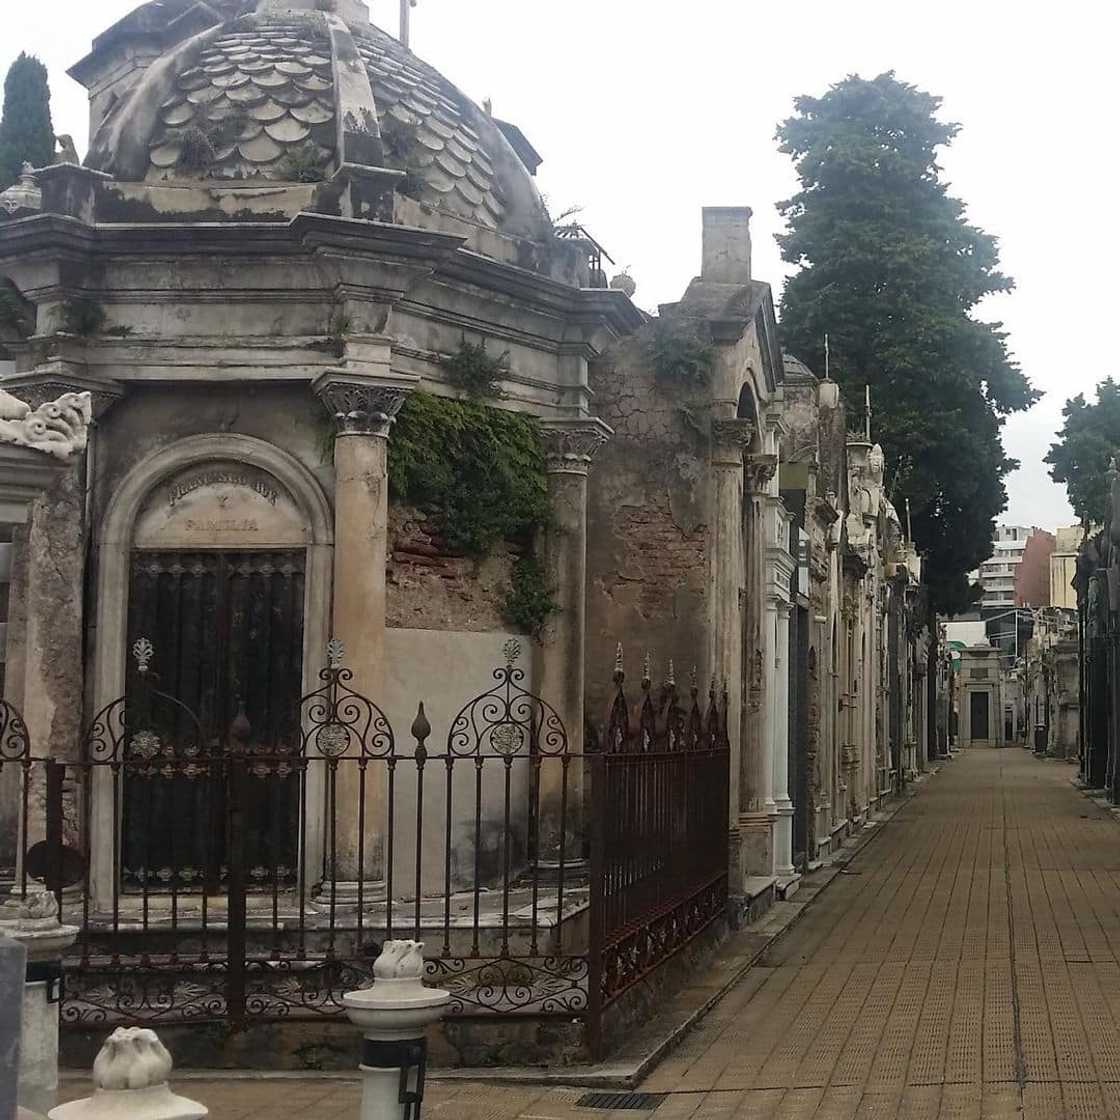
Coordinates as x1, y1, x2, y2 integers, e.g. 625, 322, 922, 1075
447, 641, 567, 757
299, 640, 395, 759
0, 698, 31, 762
83, 639, 205, 763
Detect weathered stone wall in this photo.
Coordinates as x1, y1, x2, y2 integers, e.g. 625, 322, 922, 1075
93, 383, 329, 514
585, 331, 711, 718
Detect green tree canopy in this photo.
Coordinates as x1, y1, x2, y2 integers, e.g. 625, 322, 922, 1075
1044, 378, 1120, 527
0, 53, 54, 191
775, 71, 1039, 614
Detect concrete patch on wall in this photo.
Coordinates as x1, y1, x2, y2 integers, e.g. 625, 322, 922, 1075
382, 628, 535, 896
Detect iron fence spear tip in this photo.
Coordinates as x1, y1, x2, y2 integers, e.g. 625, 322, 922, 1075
411, 702, 431, 743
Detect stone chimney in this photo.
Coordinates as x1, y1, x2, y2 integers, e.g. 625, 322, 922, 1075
701, 206, 752, 285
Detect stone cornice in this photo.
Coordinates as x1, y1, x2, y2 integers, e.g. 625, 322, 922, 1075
0, 215, 640, 344
313, 372, 416, 437
539, 417, 613, 475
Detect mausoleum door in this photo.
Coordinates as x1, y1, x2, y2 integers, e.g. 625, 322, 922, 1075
123, 549, 306, 892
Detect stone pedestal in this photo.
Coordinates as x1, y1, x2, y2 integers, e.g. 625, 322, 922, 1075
314, 375, 410, 895
1, 933, 27, 1120
534, 419, 610, 866
0, 892, 79, 1118
48, 1028, 206, 1120
344, 941, 451, 1120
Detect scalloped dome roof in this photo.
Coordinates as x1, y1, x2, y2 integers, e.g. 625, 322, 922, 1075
81, 1, 551, 238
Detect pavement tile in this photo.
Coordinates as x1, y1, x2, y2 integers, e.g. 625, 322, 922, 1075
59, 750, 1120, 1120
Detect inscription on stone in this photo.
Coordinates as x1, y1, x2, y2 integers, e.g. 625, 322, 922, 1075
168, 470, 279, 508
134, 459, 305, 548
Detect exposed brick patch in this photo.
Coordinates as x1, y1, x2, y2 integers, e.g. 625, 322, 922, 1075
386, 504, 517, 633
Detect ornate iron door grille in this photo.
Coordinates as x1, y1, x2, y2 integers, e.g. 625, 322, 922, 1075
123, 550, 306, 892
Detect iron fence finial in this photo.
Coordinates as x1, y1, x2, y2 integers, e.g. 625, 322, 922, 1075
132, 638, 154, 675
411, 702, 431, 745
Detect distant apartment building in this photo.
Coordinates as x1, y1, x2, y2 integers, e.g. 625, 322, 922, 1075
1049, 524, 1085, 611
976, 525, 1056, 612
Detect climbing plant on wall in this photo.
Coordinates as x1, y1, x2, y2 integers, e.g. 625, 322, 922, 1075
388, 391, 556, 634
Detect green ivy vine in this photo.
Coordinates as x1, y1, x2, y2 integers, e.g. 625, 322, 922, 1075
387, 392, 557, 635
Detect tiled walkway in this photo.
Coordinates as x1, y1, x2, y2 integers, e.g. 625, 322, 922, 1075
60, 748, 1120, 1118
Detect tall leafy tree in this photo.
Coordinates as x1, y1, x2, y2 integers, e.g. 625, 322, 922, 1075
0, 53, 54, 191
1045, 378, 1120, 527
776, 72, 1039, 615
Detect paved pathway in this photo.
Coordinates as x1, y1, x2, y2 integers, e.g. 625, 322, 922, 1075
60, 748, 1120, 1118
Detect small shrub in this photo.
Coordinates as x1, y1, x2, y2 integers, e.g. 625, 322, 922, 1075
280, 141, 326, 183
0, 281, 33, 338
397, 170, 426, 201
502, 553, 557, 638
439, 339, 508, 400
172, 111, 249, 172
644, 317, 714, 387
60, 297, 105, 337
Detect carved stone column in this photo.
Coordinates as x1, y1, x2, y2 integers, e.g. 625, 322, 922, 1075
314, 373, 409, 897
535, 418, 611, 868
708, 419, 752, 896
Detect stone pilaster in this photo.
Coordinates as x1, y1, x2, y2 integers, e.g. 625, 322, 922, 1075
739, 452, 778, 881
314, 373, 410, 895
535, 418, 611, 866
772, 599, 795, 880
708, 418, 752, 893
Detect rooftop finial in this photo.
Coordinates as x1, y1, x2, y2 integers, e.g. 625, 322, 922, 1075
823, 333, 831, 381
864, 384, 872, 442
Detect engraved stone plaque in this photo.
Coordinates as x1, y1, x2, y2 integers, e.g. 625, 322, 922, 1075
133, 460, 307, 548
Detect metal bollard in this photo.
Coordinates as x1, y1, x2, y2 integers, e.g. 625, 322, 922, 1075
344, 941, 451, 1120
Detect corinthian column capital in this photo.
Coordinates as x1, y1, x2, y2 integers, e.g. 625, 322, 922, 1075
539, 417, 612, 476
313, 373, 412, 437
710, 418, 754, 466
745, 454, 779, 493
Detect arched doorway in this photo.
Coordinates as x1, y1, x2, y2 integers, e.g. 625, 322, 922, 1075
91, 436, 333, 902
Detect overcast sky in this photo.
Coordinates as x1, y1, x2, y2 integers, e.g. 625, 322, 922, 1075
5, 0, 1115, 533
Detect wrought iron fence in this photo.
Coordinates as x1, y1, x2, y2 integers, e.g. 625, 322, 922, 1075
1, 638, 731, 1060
587, 650, 730, 1050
